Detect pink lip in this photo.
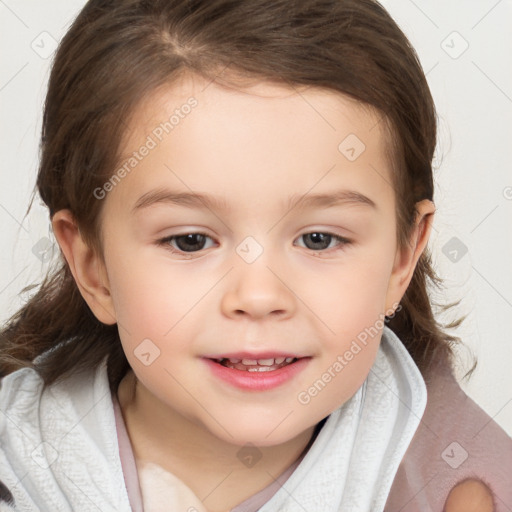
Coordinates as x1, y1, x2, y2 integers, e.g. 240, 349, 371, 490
203, 351, 303, 360
202, 357, 311, 391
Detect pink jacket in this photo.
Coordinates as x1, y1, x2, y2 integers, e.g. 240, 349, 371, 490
385, 359, 512, 511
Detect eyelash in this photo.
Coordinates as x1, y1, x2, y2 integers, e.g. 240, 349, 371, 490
155, 231, 352, 257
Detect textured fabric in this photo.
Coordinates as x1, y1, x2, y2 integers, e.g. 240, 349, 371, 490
384, 357, 512, 511
0, 363, 130, 511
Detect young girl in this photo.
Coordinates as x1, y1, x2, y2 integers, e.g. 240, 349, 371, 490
1, 1, 510, 511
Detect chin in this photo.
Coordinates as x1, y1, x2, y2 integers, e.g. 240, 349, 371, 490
207, 420, 309, 449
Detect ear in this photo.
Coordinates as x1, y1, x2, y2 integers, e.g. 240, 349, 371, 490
51, 209, 117, 325
384, 199, 435, 313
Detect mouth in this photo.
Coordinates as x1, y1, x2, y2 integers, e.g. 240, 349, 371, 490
209, 356, 301, 372
203, 353, 311, 391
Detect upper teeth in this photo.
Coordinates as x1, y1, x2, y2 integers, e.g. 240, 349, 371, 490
223, 357, 294, 366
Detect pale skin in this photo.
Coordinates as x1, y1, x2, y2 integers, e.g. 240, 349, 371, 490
52, 72, 436, 511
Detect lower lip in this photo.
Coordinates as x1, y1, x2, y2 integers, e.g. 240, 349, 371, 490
203, 357, 311, 391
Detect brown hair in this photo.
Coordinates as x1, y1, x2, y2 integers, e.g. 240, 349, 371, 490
0, 0, 467, 394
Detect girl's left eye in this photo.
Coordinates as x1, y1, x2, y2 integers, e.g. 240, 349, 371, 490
156, 231, 351, 256
295, 232, 351, 252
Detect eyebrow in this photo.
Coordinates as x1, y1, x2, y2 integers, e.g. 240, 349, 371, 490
131, 187, 377, 215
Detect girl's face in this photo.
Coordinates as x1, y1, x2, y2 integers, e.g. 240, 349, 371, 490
90, 73, 431, 447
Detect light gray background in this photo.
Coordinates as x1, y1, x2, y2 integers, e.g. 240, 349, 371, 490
1, 0, 511, 435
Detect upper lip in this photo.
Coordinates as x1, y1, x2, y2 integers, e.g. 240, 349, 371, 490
203, 351, 307, 360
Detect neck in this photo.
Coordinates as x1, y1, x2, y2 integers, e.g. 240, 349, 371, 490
117, 369, 318, 512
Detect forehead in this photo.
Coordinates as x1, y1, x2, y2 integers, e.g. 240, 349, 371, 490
107, 72, 395, 216
126, 72, 383, 140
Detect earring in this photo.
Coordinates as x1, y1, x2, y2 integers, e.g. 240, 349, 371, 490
385, 303, 401, 323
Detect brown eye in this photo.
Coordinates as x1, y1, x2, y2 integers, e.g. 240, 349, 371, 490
173, 233, 208, 252
157, 233, 214, 254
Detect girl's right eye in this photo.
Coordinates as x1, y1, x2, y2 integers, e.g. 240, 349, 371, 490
156, 233, 215, 255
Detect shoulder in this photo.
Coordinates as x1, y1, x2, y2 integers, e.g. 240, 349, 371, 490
0, 360, 112, 444
0, 366, 43, 395
385, 360, 512, 511
0, 359, 122, 511
0, 367, 44, 432
443, 478, 495, 512
0, 368, 43, 512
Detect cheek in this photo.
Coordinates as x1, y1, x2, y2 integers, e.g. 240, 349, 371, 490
309, 254, 394, 336
107, 264, 173, 356
108, 251, 196, 326
298, 336, 381, 420
107, 253, 213, 372
301, 254, 392, 409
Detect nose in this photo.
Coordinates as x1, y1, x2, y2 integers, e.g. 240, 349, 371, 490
220, 250, 296, 320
